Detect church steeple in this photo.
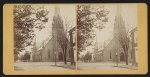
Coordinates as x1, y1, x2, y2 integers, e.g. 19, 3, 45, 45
52, 6, 64, 37
52, 6, 61, 37
113, 5, 127, 43
54, 6, 60, 17
113, 5, 124, 38
116, 5, 122, 16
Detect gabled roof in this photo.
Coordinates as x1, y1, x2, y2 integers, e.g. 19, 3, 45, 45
37, 36, 53, 51
129, 27, 137, 33
37, 35, 70, 52
68, 27, 76, 33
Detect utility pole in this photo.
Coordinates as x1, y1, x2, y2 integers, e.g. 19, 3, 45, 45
116, 52, 118, 67
54, 51, 56, 66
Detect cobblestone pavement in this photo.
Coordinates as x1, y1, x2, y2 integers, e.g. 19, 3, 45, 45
14, 62, 75, 70
77, 61, 136, 70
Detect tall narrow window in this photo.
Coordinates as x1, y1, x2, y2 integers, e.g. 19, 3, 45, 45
48, 50, 50, 58
110, 51, 112, 59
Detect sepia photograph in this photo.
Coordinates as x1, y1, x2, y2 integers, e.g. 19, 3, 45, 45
13, 5, 76, 70
77, 4, 138, 70
3, 3, 147, 74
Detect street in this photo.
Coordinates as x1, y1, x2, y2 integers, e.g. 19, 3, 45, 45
14, 61, 137, 70
14, 62, 75, 70
77, 61, 136, 70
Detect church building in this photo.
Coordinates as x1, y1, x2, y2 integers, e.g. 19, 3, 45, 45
32, 6, 71, 62
93, 6, 135, 63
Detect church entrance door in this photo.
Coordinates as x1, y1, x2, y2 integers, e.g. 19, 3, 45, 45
58, 52, 63, 61
120, 52, 125, 62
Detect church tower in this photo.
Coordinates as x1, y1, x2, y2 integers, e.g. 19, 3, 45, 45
52, 6, 64, 38
114, 5, 122, 38
113, 5, 129, 63
113, 5, 127, 39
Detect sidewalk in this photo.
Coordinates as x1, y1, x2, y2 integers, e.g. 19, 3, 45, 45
50, 62, 76, 70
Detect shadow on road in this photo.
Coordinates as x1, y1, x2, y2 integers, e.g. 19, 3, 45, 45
50, 65, 75, 70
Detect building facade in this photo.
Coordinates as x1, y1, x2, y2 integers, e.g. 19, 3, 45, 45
69, 27, 76, 64
129, 27, 138, 65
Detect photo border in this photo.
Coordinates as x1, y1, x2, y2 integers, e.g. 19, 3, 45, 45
3, 3, 148, 75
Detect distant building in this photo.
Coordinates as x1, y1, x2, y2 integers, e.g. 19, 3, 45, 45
93, 49, 104, 62
129, 27, 138, 65
69, 27, 76, 64
32, 6, 71, 62
32, 49, 42, 62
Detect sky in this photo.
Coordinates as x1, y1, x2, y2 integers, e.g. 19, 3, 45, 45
80, 4, 137, 55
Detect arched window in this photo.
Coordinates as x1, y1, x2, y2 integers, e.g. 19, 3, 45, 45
59, 52, 63, 61
120, 52, 125, 61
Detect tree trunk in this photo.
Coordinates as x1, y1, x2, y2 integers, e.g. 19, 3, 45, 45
124, 49, 128, 65
64, 48, 67, 64
64, 54, 67, 64
71, 48, 75, 65
62, 52, 64, 61
125, 54, 128, 65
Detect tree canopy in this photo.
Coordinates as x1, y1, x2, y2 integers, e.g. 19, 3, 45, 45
14, 5, 49, 55
77, 5, 109, 52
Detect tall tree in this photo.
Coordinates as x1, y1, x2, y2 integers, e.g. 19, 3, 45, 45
63, 17, 75, 65
114, 6, 129, 65
77, 5, 109, 53
14, 5, 49, 61
52, 6, 69, 64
